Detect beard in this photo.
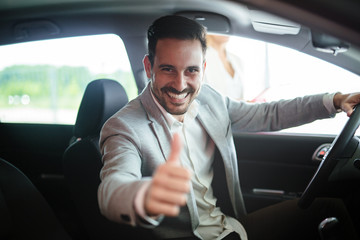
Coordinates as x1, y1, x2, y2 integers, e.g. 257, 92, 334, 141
151, 84, 199, 116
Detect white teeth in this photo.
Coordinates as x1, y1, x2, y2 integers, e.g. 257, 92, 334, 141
168, 92, 187, 99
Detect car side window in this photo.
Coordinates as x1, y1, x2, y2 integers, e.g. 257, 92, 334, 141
0, 34, 137, 124
205, 34, 360, 135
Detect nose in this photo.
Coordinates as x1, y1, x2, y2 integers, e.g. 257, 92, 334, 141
173, 73, 187, 92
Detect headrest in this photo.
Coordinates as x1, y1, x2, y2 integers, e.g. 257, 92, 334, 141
74, 79, 129, 138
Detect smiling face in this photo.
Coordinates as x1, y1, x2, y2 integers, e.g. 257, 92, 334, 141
144, 38, 206, 121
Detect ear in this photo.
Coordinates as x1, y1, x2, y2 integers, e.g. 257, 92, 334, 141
143, 55, 152, 79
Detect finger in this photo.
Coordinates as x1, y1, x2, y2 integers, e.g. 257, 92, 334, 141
152, 171, 191, 192
342, 103, 353, 117
145, 182, 186, 217
344, 93, 360, 117
146, 199, 180, 217
346, 107, 354, 117
150, 187, 188, 206
167, 132, 183, 166
155, 163, 192, 180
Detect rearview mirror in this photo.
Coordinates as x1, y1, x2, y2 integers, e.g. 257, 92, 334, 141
311, 30, 350, 56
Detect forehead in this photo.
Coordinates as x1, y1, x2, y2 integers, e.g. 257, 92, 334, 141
154, 38, 204, 66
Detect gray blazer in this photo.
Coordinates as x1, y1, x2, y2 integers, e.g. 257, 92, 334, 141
98, 83, 332, 239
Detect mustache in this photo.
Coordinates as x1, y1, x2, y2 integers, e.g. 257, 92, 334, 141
161, 87, 195, 94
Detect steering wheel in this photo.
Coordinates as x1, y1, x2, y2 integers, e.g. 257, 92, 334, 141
298, 104, 360, 209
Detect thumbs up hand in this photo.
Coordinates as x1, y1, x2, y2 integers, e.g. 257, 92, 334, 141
145, 133, 192, 217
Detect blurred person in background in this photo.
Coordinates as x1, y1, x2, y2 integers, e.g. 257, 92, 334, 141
205, 34, 244, 100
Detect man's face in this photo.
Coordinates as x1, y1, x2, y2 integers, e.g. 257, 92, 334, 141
144, 38, 205, 119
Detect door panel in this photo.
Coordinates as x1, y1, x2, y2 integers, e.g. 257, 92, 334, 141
0, 123, 72, 179
234, 132, 335, 213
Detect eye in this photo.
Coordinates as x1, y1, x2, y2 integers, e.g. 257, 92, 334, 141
188, 67, 199, 73
161, 66, 174, 73
162, 67, 173, 72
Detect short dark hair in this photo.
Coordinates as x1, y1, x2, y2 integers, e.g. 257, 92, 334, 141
147, 15, 207, 66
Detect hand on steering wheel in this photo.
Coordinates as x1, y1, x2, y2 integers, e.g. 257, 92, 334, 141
298, 104, 360, 209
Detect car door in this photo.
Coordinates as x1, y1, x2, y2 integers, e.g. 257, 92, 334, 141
206, 34, 360, 213
0, 33, 139, 239
234, 132, 335, 213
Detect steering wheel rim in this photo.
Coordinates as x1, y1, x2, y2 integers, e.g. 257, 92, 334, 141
298, 104, 360, 209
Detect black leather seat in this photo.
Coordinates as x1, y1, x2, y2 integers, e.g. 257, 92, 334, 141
0, 157, 71, 240
63, 79, 156, 240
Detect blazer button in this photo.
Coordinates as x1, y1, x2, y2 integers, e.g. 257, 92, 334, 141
120, 214, 131, 222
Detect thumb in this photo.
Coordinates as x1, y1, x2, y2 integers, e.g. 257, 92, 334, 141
343, 104, 354, 117
167, 132, 183, 165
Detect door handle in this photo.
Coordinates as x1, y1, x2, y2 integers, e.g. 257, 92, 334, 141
252, 188, 285, 196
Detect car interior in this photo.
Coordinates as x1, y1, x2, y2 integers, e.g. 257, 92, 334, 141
62, 78, 156, 239
0, 0, 359, 239
0, 157, 71, 240
63, 79, 129, 239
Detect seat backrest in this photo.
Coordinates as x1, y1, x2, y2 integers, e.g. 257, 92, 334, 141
63, 79, 156, 239
0, 157, 71, 240
73, 78, 129, 140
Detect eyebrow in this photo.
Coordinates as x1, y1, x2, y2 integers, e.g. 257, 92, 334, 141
159, 64, 175, 69
158, 64, 200, 69
188, 65, 200, 69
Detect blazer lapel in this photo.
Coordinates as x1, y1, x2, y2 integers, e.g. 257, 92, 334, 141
140, 84, 172, 161
197, 103, 231, 163
197, 102, 242, 216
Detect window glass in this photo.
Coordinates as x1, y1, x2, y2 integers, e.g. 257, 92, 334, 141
205, 34, 360, 135
0, 34, 137, 124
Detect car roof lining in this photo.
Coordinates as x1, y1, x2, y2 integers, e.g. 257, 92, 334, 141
0, 0, 359, 90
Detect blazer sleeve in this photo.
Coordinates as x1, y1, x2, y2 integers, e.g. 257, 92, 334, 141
226, 93, 334, 132
98, 115, 151, 227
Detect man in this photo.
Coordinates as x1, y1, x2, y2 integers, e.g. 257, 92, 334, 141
98, 15, 359, 239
